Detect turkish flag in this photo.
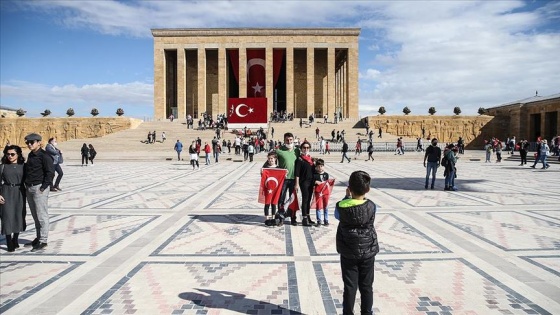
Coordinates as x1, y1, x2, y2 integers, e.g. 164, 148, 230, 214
312, 179, 335, 210
285, 191, 300, 212
258, 169, 287, 205
247, 49, 266, 97
228, 97, 268, 124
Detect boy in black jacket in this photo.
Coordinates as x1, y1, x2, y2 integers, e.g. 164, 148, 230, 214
335, 171, 379, 315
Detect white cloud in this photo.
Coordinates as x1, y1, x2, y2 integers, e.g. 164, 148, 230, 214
0, 80, 153, 118
7, 0, 560, 117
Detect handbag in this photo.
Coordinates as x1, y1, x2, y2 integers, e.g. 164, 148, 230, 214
58, 151, 64, 164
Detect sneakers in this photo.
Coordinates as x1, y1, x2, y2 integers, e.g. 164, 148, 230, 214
24, 238, 39, 247
302, 218, 312, 227
431, 185, 434, 190
315, 220, 322, 227
424, 185, 428, 189
530, 165, 536, 168
291, 219, 298, 226
324, 221, 330, 226
31, 242, 47, 252
50, 188, 58, 192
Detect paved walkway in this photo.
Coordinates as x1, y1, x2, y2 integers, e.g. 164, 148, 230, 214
1, 154, 559, 314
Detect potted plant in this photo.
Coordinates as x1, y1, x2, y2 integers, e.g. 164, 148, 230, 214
402, 106, 411, 115
91, 108, 99, 117
378, 106, 386, 115
66, 108, 75, 117
453, 106, 462, 115
16, 108, 26, 117
116, 108, 125, 116
428, 107, 436, 115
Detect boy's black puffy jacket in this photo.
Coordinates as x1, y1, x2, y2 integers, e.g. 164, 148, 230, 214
336, 199, 379, 259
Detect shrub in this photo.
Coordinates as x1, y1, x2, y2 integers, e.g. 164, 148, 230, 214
41, 109, 51, 117
453, 106, 462, 115
478, 107, 487, 115
16, 108, 26, 117
116, 108, 125, 116
378, 106, 386, 115
91, 108, 99, 116
402, 106, 411, 115
428, 107, 436, 115
66, 108, 75, 117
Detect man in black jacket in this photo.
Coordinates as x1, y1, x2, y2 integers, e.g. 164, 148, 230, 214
335, 171, 379, 315
423, 138, 441, 189
24, 133, 54, 252
340, 140, 351, 163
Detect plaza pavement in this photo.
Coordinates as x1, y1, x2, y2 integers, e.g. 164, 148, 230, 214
1, 149, 559, 314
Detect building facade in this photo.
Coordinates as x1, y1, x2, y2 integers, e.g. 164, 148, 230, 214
485, 93, 560, 141
152, 28, 360, 120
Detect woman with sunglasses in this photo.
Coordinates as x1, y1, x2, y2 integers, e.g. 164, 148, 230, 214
0, 145, 27, 252
294, 141, 315, 227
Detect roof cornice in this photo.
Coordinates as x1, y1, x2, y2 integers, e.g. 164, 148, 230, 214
151, 28, 361, 37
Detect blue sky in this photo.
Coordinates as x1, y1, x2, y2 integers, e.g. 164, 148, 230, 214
1, 0, 559, 119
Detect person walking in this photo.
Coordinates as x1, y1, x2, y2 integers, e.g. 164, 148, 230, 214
174, 140, 183, 161
443, 144, 458, 191
378, 127, 382, 138
1, 145, 27, 252
189, 141, 199, 170
519, 140, 529, 166
88, 144, 97, 165
162, 131, 166, 143
204, 142, 211, 165
341, 140, 351, 163
24, 133, 54, 252
325, 141, 331, 155
539, 139, 551, 169
81, 143, 89, 166
366, 141, 375, 161
45, 138, 63, 191
484, 140, 492, 163
423, 138, 441, 190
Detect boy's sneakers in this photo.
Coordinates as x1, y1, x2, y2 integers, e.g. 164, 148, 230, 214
315, 220, 322, 227
324, 220, 329, 226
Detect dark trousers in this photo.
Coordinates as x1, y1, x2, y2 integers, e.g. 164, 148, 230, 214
520, 150, 527, 164
340, 255, 375, 315
53, 164, 63, 188
264, 204, 277, 216
299, 181, 313, 219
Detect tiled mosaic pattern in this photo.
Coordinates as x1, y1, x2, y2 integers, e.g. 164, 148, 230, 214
82, 262, 301, 315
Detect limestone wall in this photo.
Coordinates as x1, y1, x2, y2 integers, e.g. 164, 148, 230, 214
0, 117, 142, 149
366, 115, 499, 149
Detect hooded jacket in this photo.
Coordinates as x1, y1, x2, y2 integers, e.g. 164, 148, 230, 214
336, 199, 379, 259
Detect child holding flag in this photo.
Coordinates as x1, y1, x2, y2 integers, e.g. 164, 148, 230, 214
313, 159, 334, 226
259, 152, 286, 226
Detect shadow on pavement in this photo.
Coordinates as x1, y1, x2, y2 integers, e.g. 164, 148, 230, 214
371, 177, 488, 191
179, 289, 302, 314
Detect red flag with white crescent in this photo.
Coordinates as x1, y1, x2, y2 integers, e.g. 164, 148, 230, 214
312, 178, 335, 210
228, 97, 268, 124
247, 49, 266, 97
258, 169, 287, 205
287, 191, 300, 212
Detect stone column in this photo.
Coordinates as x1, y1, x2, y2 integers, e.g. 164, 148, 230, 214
286, 47, 294, 115
177, 48, 186, 120
327, 47, 335, 120
197, 47, 206, 117
239, 47, 247, 98
266, 47, 274, 114
307, 47, 315, 117
348, 46, 359, 119
153, 43, 165, 119
218, 47, 226, 116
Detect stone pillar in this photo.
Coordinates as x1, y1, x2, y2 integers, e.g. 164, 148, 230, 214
286, 47, 294, 115
327, 47, 335, 120
266, 47, 274, 114
307, 47, 314, 117
197, 48, 206, 117
239, 47, 247, 98
218, 47, 226, 116
177, 48, 186, 120
154, 43, 165, 119
348, 47, 359, 118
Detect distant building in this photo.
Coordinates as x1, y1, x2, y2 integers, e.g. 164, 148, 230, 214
485, 93, 560, 141
151, 28, 360, 120
0, 105, 18, 118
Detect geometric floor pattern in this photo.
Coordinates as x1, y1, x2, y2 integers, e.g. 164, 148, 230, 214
1, 154, 559, 314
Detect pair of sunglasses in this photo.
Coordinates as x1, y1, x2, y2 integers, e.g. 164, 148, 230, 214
5, 153, 17, 157
25, 140, 37, 145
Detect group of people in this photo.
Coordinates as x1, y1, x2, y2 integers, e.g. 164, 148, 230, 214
423, 138, 460, 191
1, 133, 55, 253
259, 132, 378, 314
80, 143, 97, 166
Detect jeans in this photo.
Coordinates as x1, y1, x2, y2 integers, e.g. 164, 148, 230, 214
316, 208, 329, 223
340, 255, 375, 315
53, 164, 63, 189
176, 151, 181, 161
540, 155, 549, 168
341, 152, 350, 162
205, 154, 210, 165
215, 152, 219, 163
27, 184, 50, 243
445, 169, 455, 188
485, 152, 491, 162
425, 162, 438, 188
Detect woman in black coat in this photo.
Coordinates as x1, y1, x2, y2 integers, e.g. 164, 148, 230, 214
81, 143, 89, 166
295, 141, 315, 226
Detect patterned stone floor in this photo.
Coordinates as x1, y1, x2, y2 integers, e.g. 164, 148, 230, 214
1, 155, 559, 314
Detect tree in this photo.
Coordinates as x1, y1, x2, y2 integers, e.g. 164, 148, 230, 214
91, 108, 99, 117
428, 107, 436, 115
116, 108, 125, 116
378, 106, 386, 115
478, 107, 487, 115
16, 108, 26, 117
41, 109, 51, 117
453, 106, 462, 115
66, 108, 75, 117
402, 106, 411, 115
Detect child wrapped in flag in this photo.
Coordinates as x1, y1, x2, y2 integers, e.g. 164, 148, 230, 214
312, 159, 335, 226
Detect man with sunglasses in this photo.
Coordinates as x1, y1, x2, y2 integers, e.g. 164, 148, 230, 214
24, 133, 54, 252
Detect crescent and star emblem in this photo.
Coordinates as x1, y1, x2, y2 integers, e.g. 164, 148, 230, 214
233, 103, 254, 118
247, 58, 265, 82
264, 177, 279, 194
